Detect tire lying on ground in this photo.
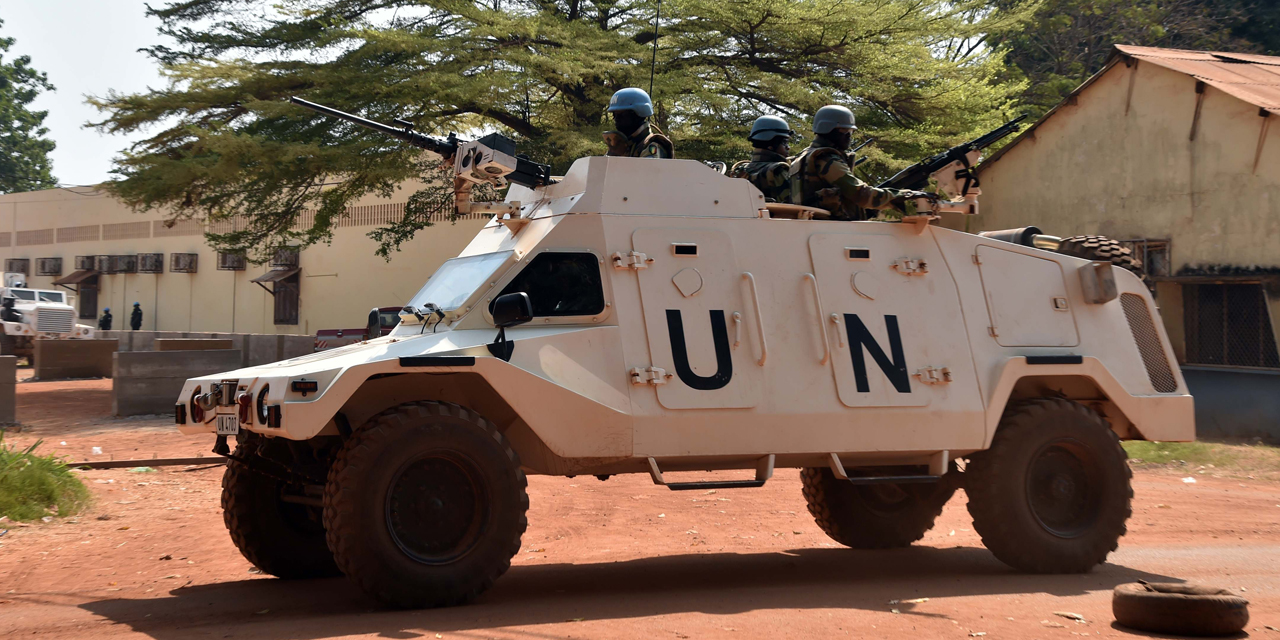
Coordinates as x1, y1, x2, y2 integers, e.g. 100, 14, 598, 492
1113, 582, 1249, 636
964, 397, 1132, 573
1054, 235, 1143, 276
222, 449, 342, 579
800, 466, 955, 549
324, 401, 528, 609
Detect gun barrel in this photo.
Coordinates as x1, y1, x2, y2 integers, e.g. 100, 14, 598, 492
289, 96, 454, 156
876, 115, 1027, 190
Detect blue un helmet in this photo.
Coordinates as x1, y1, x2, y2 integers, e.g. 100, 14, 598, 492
103, 307, 110, 312
607, 88, 654, 118
747, 115, 795, 143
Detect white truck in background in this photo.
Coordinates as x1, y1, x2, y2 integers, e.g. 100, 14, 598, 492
0, 273, 96, 359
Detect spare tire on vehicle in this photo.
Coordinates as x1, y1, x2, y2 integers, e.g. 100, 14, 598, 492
1054, 235, 1142, 277
1112, 582, 1249, 637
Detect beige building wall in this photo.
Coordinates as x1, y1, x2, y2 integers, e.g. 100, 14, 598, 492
974, 60, 1280, 272
0, 186, 487, 335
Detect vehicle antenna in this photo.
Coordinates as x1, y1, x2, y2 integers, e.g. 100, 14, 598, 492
648, 0, 661, 97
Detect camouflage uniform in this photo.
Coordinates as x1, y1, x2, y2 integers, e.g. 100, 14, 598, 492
730, 148, 791, 202
604, 123, 674, 159
789, 134, 903, 221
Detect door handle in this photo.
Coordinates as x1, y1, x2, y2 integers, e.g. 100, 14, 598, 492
803, 273, 830, 365
830, 313, 846, 349
742, 272, 768, 366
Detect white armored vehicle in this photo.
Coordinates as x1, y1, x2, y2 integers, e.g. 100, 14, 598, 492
176, 107, 1193, 609
0, 273, 95, 358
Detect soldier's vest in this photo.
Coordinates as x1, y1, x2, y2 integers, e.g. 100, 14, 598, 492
730, 159, 790, 202
630, 131, 674, 159
788, 145, 862, 218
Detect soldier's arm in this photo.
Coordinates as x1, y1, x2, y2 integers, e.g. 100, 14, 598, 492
814, 155, 900, 211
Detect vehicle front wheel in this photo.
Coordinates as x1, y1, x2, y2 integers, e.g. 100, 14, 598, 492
222, 451, 341, 579
965, 397, 1132, 573
324, 402, 528, 609
800, 466, 955, 549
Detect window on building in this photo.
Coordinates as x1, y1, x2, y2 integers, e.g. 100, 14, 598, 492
74, 255, 96, 271
109, 255, 138, 274
1121, 239, 1171, 277
217, 252, 247, 271
271, 248, 300, 268
1183, 283, 1280, 369
138, 253, 164, 273
94, 255, 113, 273
497, 252, 605, 317
4, 258, 29, 275
36, 258, 62, 277
170, 253, 198, 273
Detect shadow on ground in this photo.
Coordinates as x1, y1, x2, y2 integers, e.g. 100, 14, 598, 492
80, 546, 1176, 639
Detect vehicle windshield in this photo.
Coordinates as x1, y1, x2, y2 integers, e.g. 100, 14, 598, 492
9, 290, 35, 301
406, 251, 513, 312
37, 291, 64, 303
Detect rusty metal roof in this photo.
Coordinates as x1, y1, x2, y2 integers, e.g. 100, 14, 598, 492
979, 45, 1280, 172
1114, 45, 1280, 116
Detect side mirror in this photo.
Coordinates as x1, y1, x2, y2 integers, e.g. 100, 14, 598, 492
366, 308, 381, 340
490, 292, 532, 328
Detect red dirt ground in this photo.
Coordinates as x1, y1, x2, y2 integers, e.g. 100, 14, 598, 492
2, 377, 1279, 639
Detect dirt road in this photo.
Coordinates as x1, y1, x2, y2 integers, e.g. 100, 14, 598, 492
2, 378, 1279, 639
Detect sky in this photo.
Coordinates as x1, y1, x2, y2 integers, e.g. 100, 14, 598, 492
3, 1, 171, 186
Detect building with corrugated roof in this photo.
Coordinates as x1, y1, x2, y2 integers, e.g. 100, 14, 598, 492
974, 45, 1280, 439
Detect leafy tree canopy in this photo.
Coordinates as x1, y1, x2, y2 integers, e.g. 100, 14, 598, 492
92, 0, 1030, 260
995, 0, 1280, 116
0, 19, 58, 194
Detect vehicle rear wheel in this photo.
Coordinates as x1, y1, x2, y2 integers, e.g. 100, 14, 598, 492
324, 402, 528, 609
1055, 235, 1142, 276
222, 450, 341, 579
965, 398, 1132, 573
800, 467, 955, 549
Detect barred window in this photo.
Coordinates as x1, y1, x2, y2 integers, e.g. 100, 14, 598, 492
4, 258, 29, 275
109, 255, 138, 274
271, 247, 300, 268
75, 255, 96, 270
217, 252, 247, 271
1183, 283, 1280, 369
138, 253, 164, 273
1121, 239, 1170, 277
36, 257, 62, 276
170, 253, 198, 273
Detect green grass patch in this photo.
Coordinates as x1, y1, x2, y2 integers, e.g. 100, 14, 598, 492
0, 436, 92, 523
1123, 440, 1280, 475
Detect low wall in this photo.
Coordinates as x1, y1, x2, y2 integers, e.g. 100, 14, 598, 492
113, 349, 244, 417
0, 356, 14, 425
33, 339, 118, 380
99, 331, 312, 367
1182, 366, 1280, 442
156, 339, 234, 351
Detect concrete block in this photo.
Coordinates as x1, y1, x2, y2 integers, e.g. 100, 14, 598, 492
33, 339, 117, 380
281, 335, 315, 361
112, 350, 243, 416
156, 339, 234, 351
0, 356, 15, 424
130, 331, 157, 353
1183, 366, 1280, 442
247, 334, 279, 367
227, 334, 251, 367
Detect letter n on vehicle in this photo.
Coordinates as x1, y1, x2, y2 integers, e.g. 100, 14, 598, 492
844, 314, 911, 393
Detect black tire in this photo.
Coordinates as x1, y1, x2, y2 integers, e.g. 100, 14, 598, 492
966, 398, 1132, 573
1055, 235, 1142, 276
324, 401, 528, 609
800, 467, 955, 549
1113, 582, 1249, 636
221, 451, 341, 579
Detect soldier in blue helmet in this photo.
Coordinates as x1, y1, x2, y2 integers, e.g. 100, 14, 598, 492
790, 105, 929, 220
98, 307, 113, 331
603, 88, 673, 159
130, 302, 143, 331
730, 115, 795, 202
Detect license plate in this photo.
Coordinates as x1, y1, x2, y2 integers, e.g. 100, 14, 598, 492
216, 414, 240, 435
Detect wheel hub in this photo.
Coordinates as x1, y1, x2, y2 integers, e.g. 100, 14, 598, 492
1027, 440, 1099, 538
386, 454, 487, 564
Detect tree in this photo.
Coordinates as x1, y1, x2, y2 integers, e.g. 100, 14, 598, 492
994, 0, 1278, 116
0, 19, 57, 194
92, 0, 1030, 260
